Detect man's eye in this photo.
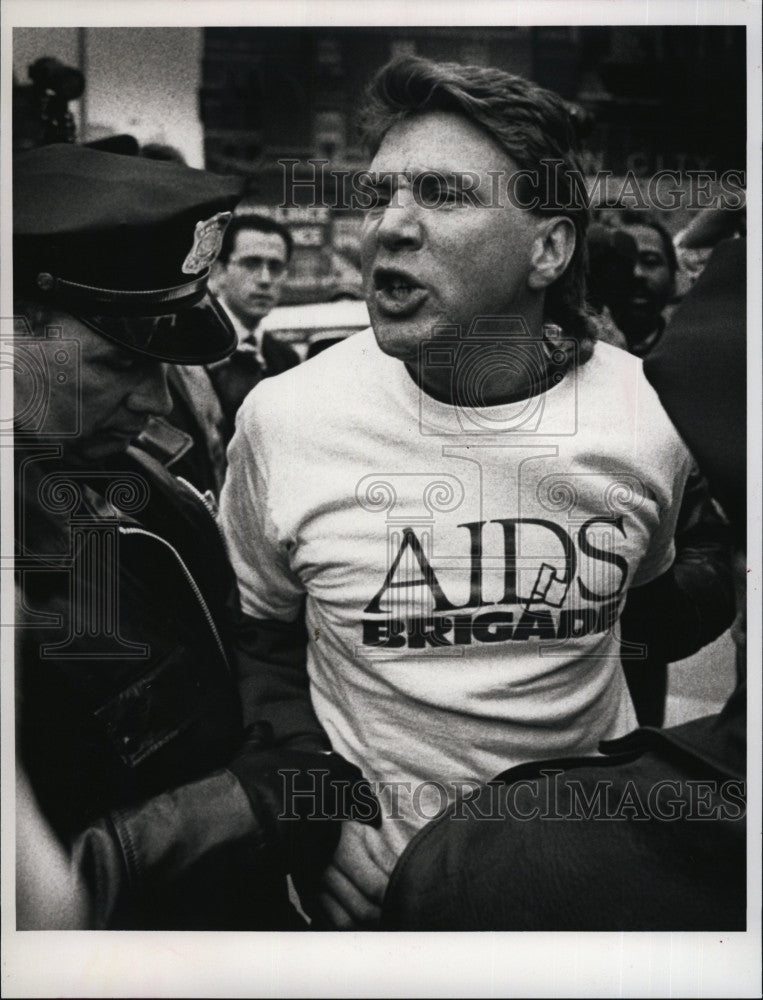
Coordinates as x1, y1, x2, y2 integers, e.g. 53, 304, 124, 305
106, 357, 138, 372
417, 178, 465, 207
103, 360, 135, 375
441, 187, 464, 205
369, 184, 393, 207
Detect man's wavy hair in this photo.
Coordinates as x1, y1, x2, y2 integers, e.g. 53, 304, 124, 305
360, 56, 597, 365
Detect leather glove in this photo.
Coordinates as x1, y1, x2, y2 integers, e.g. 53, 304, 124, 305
226, 722, 381, 881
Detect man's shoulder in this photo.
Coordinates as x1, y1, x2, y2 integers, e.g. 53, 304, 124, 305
584, 340, 691, 463
587, 338, 643, 373
240, 328, 378, 419
301, 326, 379, 373
584, 338, 659, 403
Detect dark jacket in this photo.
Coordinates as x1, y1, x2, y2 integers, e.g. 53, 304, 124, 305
157, 333, 301, 497
382, 685, 746, 931
206, 331, 300, 436
617, 243, 742, 726
15, 445, 297, 929
620, 464, 735, 725
644, 238, 746, 539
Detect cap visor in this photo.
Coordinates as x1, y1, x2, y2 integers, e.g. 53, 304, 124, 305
76, 292, 237, 365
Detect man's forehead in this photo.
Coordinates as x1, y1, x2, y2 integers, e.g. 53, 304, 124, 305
370, 110, 515, 175
623, 225, 667, 256
50, 312, 152, 366
86, 333, 138, 364
233, 228, 289, 259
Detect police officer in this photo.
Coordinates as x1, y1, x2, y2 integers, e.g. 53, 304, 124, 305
12, 144, 377, 929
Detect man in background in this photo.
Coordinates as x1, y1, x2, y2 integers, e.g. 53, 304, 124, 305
608, 209, 678, 356
207, 213, 300, 432
159, 213, 301, 496
155, 213, 301, 497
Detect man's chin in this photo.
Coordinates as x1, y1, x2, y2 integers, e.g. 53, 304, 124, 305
243, 300, 272, 322
370, 321, 422, 363
614, 309, 659, 342
73, 434, 137, 463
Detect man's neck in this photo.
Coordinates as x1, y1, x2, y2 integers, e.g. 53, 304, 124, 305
626, 316, 666, 358
219, 295, 262, 343
406, 337, 563, 407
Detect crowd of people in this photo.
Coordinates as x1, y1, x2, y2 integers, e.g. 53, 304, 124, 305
12, 54, 747, 931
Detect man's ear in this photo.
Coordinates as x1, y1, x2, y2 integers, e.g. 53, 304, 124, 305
528, 217, 576, 290
208, 259, 226, 294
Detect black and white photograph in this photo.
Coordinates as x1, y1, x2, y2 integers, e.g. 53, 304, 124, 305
1, 1, 760, 996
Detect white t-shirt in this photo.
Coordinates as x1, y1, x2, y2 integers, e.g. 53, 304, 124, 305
219, 329, 692, 924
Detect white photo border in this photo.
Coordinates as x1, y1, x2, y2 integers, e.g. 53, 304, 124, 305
2, 2, 760, 997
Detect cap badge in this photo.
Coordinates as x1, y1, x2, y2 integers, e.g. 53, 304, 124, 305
182, 211, 232, 275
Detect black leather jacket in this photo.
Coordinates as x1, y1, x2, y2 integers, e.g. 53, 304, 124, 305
15, 445, 296, 929
620, 464, 736, 726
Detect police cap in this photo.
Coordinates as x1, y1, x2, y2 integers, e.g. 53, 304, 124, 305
13, 143, 245, 364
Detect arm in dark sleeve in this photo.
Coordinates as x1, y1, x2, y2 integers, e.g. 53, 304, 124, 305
218, 390, 328, 752
621, 468, 736, 665
643, 238, 746, 539
18, 769, 268, 930
65, 769, 277, 929
234, 601, 331, 752
56, 736, 376, 929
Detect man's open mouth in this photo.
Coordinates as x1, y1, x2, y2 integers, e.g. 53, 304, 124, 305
372, 268, 429, 317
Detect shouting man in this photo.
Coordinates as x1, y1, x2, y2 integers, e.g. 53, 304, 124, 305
219, 57, 694, 928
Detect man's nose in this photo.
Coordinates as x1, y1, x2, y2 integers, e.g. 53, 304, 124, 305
252, 261, 275, 284
375, 188, 424, 252
126, 363, 173, 418
633, 260, 650, 282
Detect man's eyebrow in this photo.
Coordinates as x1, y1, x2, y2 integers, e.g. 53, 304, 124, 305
368, 168, 480, 189
237, 253, 286, 261
371, 166, 444, 176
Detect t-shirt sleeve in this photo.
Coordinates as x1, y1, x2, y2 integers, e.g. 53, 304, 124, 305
218, 395, 305, 621
629, 404, 694, 589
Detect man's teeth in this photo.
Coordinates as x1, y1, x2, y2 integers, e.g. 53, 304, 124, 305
386, 279, 413, 295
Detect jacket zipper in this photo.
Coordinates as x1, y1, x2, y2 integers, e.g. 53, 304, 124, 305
174, 476, 228, 549
119, 525, 230, 674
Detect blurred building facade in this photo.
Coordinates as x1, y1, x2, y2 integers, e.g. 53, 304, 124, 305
13, 25, 747, 304
201, 26, 746, 176
199, 26, 746, 302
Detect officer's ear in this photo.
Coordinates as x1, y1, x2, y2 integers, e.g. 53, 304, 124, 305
13, 296, 54, 337
208, 258, 227, 294
527, 217, 576, 290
